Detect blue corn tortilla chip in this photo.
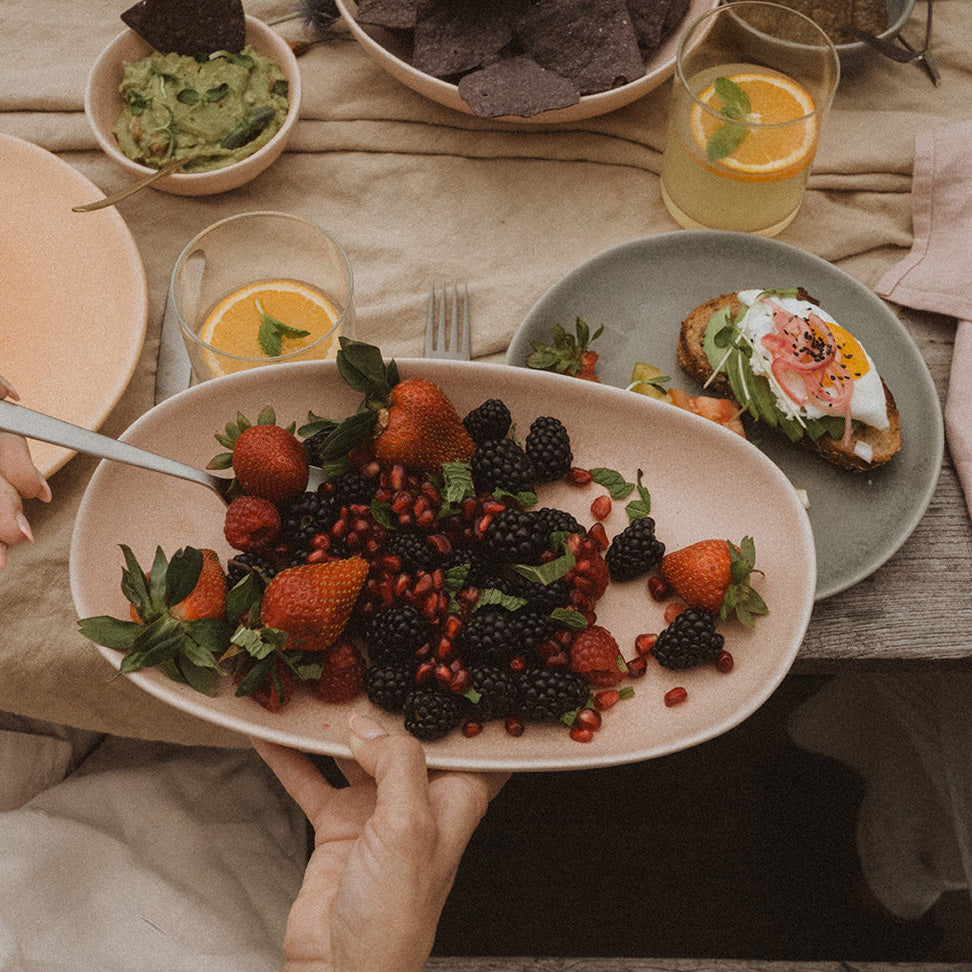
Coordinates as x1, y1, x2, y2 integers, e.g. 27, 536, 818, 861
625, 0, 682, 49
121, 0, 246, 55
355, 0, 418, 31
412, 0, 528, 78
514, 0, 646, 95
458, 55, 581, 118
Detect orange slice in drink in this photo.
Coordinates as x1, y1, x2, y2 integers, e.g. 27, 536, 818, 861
690, 71, 817, 181
198, 279, 340, 376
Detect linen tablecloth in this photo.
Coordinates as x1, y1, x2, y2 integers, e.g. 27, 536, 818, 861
1, 0, 969, 746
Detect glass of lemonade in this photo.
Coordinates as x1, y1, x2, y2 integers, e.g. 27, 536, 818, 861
170, 211, 355, 382
660, 1, 839, 237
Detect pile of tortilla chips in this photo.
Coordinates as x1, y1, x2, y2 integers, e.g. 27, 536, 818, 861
354, 0, 690, 118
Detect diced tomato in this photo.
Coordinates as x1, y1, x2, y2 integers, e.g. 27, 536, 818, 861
666, 388, 746, 438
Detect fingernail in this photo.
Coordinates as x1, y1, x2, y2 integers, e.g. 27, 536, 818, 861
16, 512, 33, 543
0, 543, 6, 569
37, 478, 52, 503
349, 712, 387, 739
0, 373, 19, 400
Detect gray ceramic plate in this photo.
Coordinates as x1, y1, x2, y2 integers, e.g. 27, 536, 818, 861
507, 231, 943, 601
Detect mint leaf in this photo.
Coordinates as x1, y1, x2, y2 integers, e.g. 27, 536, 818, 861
706, 77, 751, 162
589, 467, 635, 500
714, 76, 750, 119
625, 469, 652, 521
256, 300, 310, 357
707, 121, 748, 161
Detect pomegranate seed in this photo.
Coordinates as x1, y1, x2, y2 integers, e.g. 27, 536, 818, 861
389, 464, 406, 490
434, 663, 453, 687
428, 534, 452, 556
664, 686, 688, 707
306, 549, 327, 564
569, 725, 595, 743
664, 601, 687, 624
416, 661, 435, 685
450, 669, 471, 693
505, 714, 525, 737
391, 490, 412, 514
481, 499, 506, 514
566, 467, 594, 486
574, 707, 602, 730
393, 573, 409, 597
461, 719, 484, 738
648, 576, 670, 601
590, 495, 612, 520
716, 649, 734, 673
413, 573, 434, 596
509, 655, 528, 673
635, 632, 658, 656
594, 688, 621, 710
586, 521, 609, 551
626, 656, 648, 678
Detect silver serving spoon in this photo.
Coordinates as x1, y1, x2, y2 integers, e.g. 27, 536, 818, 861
72, 155, 192, 213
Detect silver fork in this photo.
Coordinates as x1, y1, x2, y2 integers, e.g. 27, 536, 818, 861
425, 280, 471, 360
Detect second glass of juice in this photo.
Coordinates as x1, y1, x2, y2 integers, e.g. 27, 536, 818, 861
171, 211, 355, 382
660, 1, 839, 237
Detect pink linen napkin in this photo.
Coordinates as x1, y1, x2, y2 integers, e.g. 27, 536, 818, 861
876, 118, 972, 516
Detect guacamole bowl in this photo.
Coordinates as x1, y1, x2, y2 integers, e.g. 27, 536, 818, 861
84, 15, 301, 197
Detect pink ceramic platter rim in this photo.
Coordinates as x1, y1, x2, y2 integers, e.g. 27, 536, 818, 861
69, 359, 815, 771
0, 134, 147, 478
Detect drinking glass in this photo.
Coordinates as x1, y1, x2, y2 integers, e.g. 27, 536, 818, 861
660, 1, 839, 237
169, 211, 355, 383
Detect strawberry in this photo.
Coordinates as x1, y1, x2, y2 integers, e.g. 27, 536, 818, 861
208, 407, 308, 504
659, 536, 767, 627
570, 624, 627, 687
373, 377, 475, 468
260, 557, 369, 651
223, 495, 282, 552
236, 657, 297, 713
525, 317, 603, 382
315, 640, 366, 703
315, 340, 474, 471
78, 545, 232, 696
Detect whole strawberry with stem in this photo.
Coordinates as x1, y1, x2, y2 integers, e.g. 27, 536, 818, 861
660, 536, 767, 627
313, 339, 475, 471
208, 406, 309, 505
77, 545, 232, 696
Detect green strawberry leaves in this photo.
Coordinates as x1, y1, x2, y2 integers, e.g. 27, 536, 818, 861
720, 536, 768, 627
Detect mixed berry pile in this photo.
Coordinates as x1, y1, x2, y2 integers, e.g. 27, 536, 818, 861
79, 340, 767, 745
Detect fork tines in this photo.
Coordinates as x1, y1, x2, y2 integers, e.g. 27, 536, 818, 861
426, 280, 470, 360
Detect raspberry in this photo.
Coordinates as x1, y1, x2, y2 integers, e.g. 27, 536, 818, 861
652, 607, 725, 670
471, 438, 537, 494
223, 495, 281, 552
569, 624, 626, 686
403, 687, 464, 740
516, 668, 590, 722
365, 662, 416, 712
525, 416, 573, 482
605, 515, 665, 582
463, 399, 512, 444
315, 641, 366, 703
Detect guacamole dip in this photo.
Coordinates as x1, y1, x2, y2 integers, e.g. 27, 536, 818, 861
113, 45, 288, 172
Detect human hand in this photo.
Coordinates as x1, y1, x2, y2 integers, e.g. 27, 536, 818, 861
0, 374, 51, 568
252, 715, 509, 972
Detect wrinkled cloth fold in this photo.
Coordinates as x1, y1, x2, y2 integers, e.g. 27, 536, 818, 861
876, 117, 972, 517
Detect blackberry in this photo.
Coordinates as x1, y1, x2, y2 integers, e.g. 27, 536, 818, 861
652, 608, 725, 670
384, 530, 438, 573
485, 570, 570, 612
456, 606, 522, 664
329, 469, 377, 507
403, 687, 464, 740
465, 665, 519, 721
516, 668, 590, 722
463, 399, 512, 444
535, 506, 585, 539
366, 604, 430, 665
513, 608, 557, 653
471, 438, 537, 494
365, 663, 416, 713
482, 509, 550, 564
525, 416, 572, 482
226, 550, 280, 587
279, 490, 336, 551
605, 516, 665, 582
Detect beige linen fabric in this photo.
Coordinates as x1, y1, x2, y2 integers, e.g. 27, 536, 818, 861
0, 0, 969, 744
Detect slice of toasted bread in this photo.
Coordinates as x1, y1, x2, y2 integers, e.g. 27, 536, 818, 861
678, 292, 901, 472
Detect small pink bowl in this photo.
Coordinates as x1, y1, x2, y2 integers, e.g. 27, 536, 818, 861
84, 15, 301, 197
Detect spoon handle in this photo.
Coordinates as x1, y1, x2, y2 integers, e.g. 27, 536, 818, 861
72, 155, 190, 213
0, 399, 228, 499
